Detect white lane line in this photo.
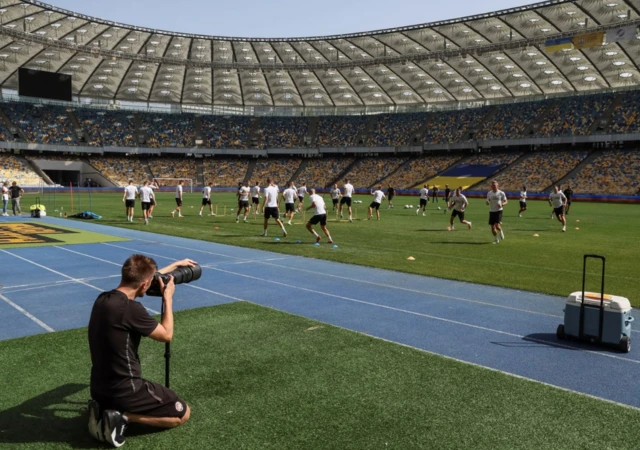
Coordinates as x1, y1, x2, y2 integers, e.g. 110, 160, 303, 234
3, 275, 121, 291
3, 248, 159, 316
206, 266, 640, 365
54, 246, 244, 303
130, 238, 246, 260
0, 292, 54, 333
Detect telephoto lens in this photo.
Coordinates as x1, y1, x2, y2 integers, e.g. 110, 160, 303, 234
147, 264, 202, 297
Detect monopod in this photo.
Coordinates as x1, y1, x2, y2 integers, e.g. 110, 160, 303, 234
160, 299, 171, 388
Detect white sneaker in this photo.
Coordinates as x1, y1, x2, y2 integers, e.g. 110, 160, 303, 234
209, 213, 216, 216
261, 231, 267, 237
562, 226, 566, 232
349, 218, 353, 223
422, 213, 426, 217
416, 209, 419, 215
178, 214, 183, 218
467, 221, 472, 230
500, 230, 505, 240
144, 219, 148, 225
199, 212, 202, 216
493, 240, 499, 244
282, 228, 287, 237
287, 221, 292, 225
170, 211, 175, 217
148, 215, 153, 219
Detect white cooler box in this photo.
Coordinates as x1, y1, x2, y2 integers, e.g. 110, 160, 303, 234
559, 291, 634, 352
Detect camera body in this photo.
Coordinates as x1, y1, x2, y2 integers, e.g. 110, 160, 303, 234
146, 264, 202, 297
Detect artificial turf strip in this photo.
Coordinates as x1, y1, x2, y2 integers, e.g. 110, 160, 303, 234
57, 191, 640, 306
1, 302, 640, 449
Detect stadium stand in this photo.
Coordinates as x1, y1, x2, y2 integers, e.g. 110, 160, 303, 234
315, 116, 368, 147
424, 108, 487, 144
140, 113, 196, 148
473, 151, 590, 192
0, 152, 43, 186
609, 91, 640, 134
202, 158, 250, 187
147, 157, 197, 181
202, 115, 253, 149
75, 110, 137, 147
2, 103, 76, 145
341, 157, 410, 189
368, 113, 426, 147
427, 152, 523, 189
380, 155, 464, 190
294, 157, 356, 188
535, 94, 613, 137
255, 117, 309, 149
563, 149, 640, 196
88, 156, 150, 187
476, 102, 547, 140
251, 158, 303, 186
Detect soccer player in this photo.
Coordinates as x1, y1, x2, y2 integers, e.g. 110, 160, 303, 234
431, 184, 439, 203
417, 184, 429, 216
549, 185, 568, 232
486, 180, 508, 244
338, 179, 354, 222
387, 184, 395, 209
251, 181, 261, 215
122, 180, 138, 222
236, 182, 250, 223
139, 181, 154, 225
368, 185, 386, 220
518, 186, 527, 217
282, 181, 298, 225
563, 183, 574, 215
306, 188, 333, 244
330, 184, 341, 212
148, 179, 159, 219
448, 187, 472, 230
443, 184, 451, 214
170, 180, 184, 218
296, 182, 308, 213
199, 181, 214, 216
261, 178, 287, 237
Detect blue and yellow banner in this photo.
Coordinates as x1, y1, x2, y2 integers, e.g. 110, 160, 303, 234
573, 32, 604, 50
545, 37, 573, 53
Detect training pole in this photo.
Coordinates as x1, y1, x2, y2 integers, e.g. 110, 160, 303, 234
89, 186, 92, 212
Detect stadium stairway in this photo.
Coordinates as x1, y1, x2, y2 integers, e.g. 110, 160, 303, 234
466, 106, 498, 140
0, 107, 24, 141
522, 102, 554, 137
466, 152, 530, 191
288, 159, 309, 185
134, 114, 148, 147
371, 157, 413, 189
590, 93, 623, 134
545, 149, 603, 193
244, 159, 257, 184
302, 117, 320, 147
411, 115, 432, 146
15, 154, 49, 185
194, 116, 205, 145
327, 157, 359, 187
247, 118, 263, 148
142, 158, 156, 180
66, 110, 89, 145
196, 158, 205, 186
357, 115, 379, 146
80, 157, 118, 187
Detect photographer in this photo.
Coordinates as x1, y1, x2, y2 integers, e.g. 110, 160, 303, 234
87, 254, 196, 447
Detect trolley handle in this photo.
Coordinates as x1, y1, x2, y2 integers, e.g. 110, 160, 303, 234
580, 254, 606, 342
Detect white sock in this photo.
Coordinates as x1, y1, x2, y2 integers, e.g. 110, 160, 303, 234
313, 231, 319, 237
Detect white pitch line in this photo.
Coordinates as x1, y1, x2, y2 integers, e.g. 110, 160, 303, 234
206, 266, 640, 365
0, 292, 54, 333
3, 274, 121, 291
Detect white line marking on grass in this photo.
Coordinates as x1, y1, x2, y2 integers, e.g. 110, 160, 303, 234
207, 266, 640, 365
0, 292, 54, 332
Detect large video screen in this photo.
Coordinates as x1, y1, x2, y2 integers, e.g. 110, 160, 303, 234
18, 68, 72, 102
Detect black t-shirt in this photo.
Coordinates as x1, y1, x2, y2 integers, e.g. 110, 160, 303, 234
564, 188, 573, 200
9, 186, 21, 199
444, 188, 451, 197
387, 187, 395, 196
88, 289, 159, 398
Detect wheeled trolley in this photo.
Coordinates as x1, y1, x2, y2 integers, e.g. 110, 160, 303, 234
557, 255, 633, 353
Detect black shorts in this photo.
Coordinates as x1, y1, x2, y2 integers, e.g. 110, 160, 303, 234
369, 201, 380, 210
150, 198, 156, 206
298, 196, 304, 203
420, 198, 427, 207
489, 211, 503, 226
340, 197, 352, 207
93, 380, 186, 419
567, 199, 572, 205
452, 209, 465, 221
239, 200, 249, 208
175, 198, 182, 207
125, 200, 135, 208
285, 202, 295, 213
264, 207, 279, 219
202, 198, 211, 206
141, 202, 151, 211
554, 206, 564, 216
309, 214, 327, 226
519, 201, 526, 209
332, 198, 339, 206
252, 197, 260, 205
388, 194, 394, 200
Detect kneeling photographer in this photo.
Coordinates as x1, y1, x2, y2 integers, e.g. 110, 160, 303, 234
87, 254, 199, 447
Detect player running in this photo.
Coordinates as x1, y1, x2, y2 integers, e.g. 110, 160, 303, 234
518, 186, 527, 217
139, 181, 154, 225
417, 184, 428, 216
486, 180, 507, 244
306, 188, 333, 244
368, 185, 386, 220
170, 180, 184, 218
122, 180, 138, 223
251, 181, 261, 215
282, 182, 298, 226
549, 185, 568, 232
296, 182, 308, 213
199, 181, 214, 216
448, 187, 472, 230
338, 179, 354, 222
261, 178, 287, 237
236, 182, 250, 223
330, 184, 341, 212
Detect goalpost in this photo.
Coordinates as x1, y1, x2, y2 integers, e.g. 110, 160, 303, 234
154, 178, 194, 193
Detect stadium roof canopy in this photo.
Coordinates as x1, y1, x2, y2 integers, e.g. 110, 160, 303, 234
0, 0, 640, 109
